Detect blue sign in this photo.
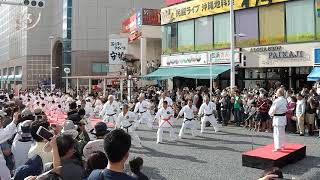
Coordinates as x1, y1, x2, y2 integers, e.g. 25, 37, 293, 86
315, 48, 320, 64
136, 9, 143, 29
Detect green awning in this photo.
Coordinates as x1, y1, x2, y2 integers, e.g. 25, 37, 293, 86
7, 75, 15, 81
15, 74, 22, 81
141, 65, 230, 80
2, 76, 8, 81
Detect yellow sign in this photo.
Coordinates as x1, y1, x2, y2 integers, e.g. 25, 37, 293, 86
161, 0, 289, 25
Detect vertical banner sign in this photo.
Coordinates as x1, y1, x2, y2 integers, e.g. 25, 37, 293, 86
315, 48, 320, 64
108, 38, 128, 64
317, 0, 320, 17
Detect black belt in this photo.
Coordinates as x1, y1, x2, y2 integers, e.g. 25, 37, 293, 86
139, 111, 146, 114
205, 114, 213, 116
107, 113, 116, 116
274, 113, 286, 116
122, 124, 133, 133
184, 118, 194, 123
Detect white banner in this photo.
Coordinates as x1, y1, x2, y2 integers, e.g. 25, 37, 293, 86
108, 38, 128, 64
209, 49, 240, 64
161, 53, 208, 67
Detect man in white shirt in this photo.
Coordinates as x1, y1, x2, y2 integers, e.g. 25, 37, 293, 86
134, 95, 153, 129
198, 96, 219, 133
155, 101, 176, 144
177, 99, 198, 138
99, 95, 120, 125
269, 88, 288, 151
295, 93, 306, 136
116, 104, 142, 147
0, 111, 19, 180
157, 92, 173, 109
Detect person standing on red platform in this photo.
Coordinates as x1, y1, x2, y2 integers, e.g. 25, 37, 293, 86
269, 88, 288, 152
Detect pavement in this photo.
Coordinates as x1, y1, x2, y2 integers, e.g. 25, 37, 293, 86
123, 119, 320, 180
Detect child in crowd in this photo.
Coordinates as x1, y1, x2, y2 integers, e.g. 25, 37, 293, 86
129, 157, 149, 180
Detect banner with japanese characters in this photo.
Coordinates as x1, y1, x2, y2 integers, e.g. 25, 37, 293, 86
108, 38, 128, 64
161, 0, 289, 25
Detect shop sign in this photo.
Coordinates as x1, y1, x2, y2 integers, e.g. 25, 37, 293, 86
121, 18, 131, 33
243, 43, 314, 67
209, 49, 240, 64
108, 38, 128, 65
128, 31, 142, 42
315, 48, 320, 64
161, 0, 289, 25
249, 46, 304, 60
161, 53, 208, 67
166, 0, 186, 7
142, 9, 161, 26
317, 0, 320, 17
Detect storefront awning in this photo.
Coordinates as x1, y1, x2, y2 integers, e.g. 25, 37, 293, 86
308, 67, 320, 81
7, 75, 15, 81
15, 74, 22, 81
2, 75, 8, 81
141, 65, 230, 80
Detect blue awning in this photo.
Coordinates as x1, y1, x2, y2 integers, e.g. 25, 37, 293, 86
141, 65, 230, 80
308, 67, 320, 81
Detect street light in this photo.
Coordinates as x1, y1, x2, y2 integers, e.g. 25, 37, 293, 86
49, 35, 54, 92
230, 0, 235, 90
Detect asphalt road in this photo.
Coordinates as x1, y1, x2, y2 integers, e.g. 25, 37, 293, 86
124, 119, 320, 180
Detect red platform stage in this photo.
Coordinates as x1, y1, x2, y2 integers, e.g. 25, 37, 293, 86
242, 144, 306, 169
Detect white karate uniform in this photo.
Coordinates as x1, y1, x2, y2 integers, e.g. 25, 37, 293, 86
157, 97, 173, 109
269, 96, 288, 150
116, 111, 141, 147
100, 101, 120, 123
134, 100, 153, 129
178, 105, 198, 138
155, 107, 176, 143
85, 101, 94, 117
198, 102, 219, 133
93, 99, 103, 116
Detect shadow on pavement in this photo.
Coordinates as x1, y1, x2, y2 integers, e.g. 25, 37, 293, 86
218, 130, 273, 139
282, 155, 320, 179
131, 146, 207, 164
142, 166, 167, 180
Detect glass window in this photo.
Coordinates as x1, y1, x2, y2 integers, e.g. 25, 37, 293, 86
316, 3, 320, 39
178, 20, 194, 52
161, 24, 177, 54
195, 16, 213, 51
214, 13, 230, 49
67, 7, 72, 17
259, 3, 285, 45
15, 66, 22, 75
286, 0, 315, 42
91, 63, 109, 73
3, 68, 7, 76
235, 8, 259, 47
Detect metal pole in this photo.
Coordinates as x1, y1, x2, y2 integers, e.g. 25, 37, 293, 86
49, 36, 54, 92
76, 78, 79, 95
103, 79, 106, 97
210, 58, 213, 95
230, 0, 235, 89
89, 78, 92, 94
66, 73, 68, 93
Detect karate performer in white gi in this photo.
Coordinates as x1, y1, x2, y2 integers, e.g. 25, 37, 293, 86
177, 99, 198, 138
158, 92, 173, 109
85, 98, 94, 117
116, 104, 142, 147
269, 88, 288, 152
155, 101, 176, 144
134, 95, 154, 129
99, 95, 120, 124
198, 96, 219, 133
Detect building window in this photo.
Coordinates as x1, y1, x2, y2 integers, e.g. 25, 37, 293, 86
214, 13, 230, 49
259, 3, 285, 45
92, 63, 109, 73
195, 16, 213, 51
178, 20, 194, 52
15, 66, 22, 75
161, 24, 177, 54
235, 8, 259, 47
286, 0, 315, 42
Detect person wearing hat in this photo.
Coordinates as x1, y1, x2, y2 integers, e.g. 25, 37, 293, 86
116, 104, 142, 147
99, 95, 120, 125
12, 120, 34, 168
83, 122, 109, 159
61, 120, 79, 139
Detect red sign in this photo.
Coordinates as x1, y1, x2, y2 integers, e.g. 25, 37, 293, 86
142, 9, 160, 25
128, 31, 142, 42
121, 18, 130, 33
165, 0, 186, 6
